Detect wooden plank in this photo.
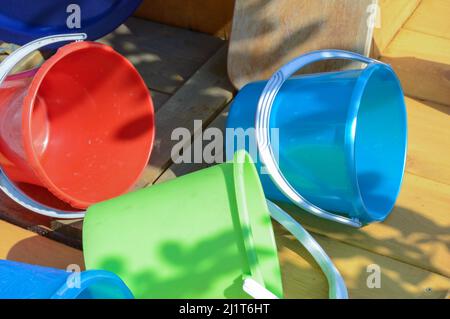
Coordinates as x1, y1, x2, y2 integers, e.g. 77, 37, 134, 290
275, 224, 450, 299
0, 191, 84, 249
381, 29, 450, 106
404, 0, 450, 40
228, 0, 377, 89
406, 97, 450, 185
372, 0, 421, 57
155, 104, 230, 183
0, 192, 51, 230
99, 17, 224, 94
0, 220, 84, 270
151, 90, 171, 112
137, 45, 235, 187
277, 172, 450, 278
135, 0, 235, 38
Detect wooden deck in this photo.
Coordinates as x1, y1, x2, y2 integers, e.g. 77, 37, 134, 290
1, 0, 449, 299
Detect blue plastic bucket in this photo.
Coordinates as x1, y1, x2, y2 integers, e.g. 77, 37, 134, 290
0, 260, 134, 299
0, 0, 142, 46
226, 50, 407, 227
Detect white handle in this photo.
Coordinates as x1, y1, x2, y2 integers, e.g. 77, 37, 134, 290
267, 200, 348, 299
255, 50, 386, 228
0, 33, 87, 84
0, 34, 87, 219
243, 201, 348, 299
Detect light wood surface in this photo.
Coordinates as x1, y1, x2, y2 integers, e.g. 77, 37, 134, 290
279, 171, 450, 278
406, 97, 450, 184
0, 220, 84, 270
276, 225, 450, 299
228, 0, 376, 89
372, 0, 421, 57
404, 0, 450, 40
381, 29, 450, 106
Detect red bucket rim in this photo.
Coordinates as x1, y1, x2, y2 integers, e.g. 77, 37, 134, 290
20, 41, 155, 208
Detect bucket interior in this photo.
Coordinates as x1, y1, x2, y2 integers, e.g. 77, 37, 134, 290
24, 42, 154, 208
354, 65, 407, 221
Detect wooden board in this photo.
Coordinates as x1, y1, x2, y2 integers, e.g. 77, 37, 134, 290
135, 0, 235, 38
228, 0, 377, 89
137, 45, 235, 187
278, 171, 450, 278
155, 103, 230, 183
0, 220, 84, 270
151, 90, 171, 112
406, 97, 450, 184
381, 29, 450, 106
372, 0, 421, 57
275, 225, 450, 299
99, 17, 224, 94
404, 0, 450, 40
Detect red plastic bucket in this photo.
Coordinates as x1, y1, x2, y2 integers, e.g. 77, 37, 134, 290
0, 37, 154, 210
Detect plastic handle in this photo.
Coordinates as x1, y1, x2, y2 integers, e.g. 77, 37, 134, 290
243, 278, 279, 299
267, 200, 348, 299
0, 34, 87, 219
0, 33, 87, 84
242, 200, 348, 299
255, 49, 385, 228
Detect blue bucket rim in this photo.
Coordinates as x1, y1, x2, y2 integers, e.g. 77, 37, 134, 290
52, 269, 134, 299
345, 62, 408, 223
0, 0, 142, 46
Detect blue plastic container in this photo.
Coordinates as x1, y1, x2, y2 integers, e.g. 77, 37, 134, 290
0, 0, 142, 45
0, 260, 134, 299
226, 50, 407, 227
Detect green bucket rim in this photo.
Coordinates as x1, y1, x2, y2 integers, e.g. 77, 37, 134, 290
231, 150, 283, 297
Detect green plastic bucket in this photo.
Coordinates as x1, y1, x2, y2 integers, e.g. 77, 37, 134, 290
83, 150, 284, 298
83, 150, 348, 299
